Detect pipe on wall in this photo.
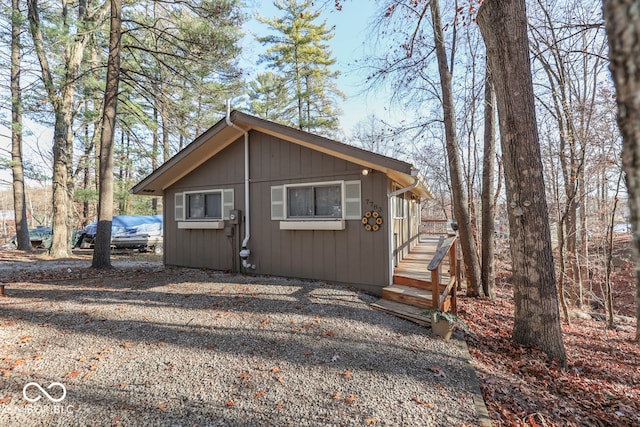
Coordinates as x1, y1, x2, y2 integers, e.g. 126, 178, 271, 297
225, 101, 254, 269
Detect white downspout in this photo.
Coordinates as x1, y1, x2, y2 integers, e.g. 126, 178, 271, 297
387, 171, 420, 286
226, 101, 253, 269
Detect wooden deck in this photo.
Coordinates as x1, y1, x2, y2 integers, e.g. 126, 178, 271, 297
392, 236, 450, 288
372, 235, 457, 325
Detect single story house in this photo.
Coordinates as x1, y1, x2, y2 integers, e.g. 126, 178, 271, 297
131, 110, 432, 294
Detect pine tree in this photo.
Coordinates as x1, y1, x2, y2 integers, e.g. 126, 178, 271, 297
257, 0, 344, 136
248, 72, 291, 123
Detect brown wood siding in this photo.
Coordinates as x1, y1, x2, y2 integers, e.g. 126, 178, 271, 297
164, 130, 398, 293
165, 140, 245, 270
248, 131, 390, 292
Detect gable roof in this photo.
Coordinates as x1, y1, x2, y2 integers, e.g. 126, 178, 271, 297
131, 110, 432, 198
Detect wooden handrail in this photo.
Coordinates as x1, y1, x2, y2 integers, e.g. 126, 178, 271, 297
427, 236, 455, 270
427, 235, 458, 314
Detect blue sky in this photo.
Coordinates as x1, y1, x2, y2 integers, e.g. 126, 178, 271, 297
0, 1, 398, 187
242, 1, 401, 134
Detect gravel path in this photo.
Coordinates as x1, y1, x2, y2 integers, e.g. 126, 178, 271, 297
1, 259, 483, 426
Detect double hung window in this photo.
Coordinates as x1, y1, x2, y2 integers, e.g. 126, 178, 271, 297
186, 192, 222, 219
287, 184, 342, 219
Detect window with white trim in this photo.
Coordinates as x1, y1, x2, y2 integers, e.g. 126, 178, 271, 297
175, 189, 234, 222
288, 184, 342, 218
271, 180, 361, 221
392, 185, 405, 219
187, 191, 222, 219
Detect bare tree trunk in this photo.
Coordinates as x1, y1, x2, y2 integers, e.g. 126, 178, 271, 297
603, 0, 640, 341
11, 0, 31, 252
605, 170, 624, 329
430, 0, 483, 296
557, 216, 571, 324
27, 0, 108, 258
481, 66, 496, 300
92, 0, 122, 269
478, 0, 567, 364
578, 171, 589, 306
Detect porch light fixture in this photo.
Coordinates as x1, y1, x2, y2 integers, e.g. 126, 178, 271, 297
361, 168, 371, 176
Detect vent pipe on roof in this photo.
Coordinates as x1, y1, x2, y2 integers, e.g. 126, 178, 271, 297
226, 100, 254, 269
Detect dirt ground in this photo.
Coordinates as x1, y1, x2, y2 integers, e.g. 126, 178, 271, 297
1, 247, 638, 426
0, 250, 482, 426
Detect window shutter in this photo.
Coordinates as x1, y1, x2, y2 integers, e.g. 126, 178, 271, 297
175, 192, 184, 221
222, 189, 234, 219
344, 180, 361, 220
271, 185, 285, 220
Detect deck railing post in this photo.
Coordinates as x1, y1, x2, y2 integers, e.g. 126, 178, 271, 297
448, 238, 457, 313
452, 283, 458, 315
448, 237, 456, 277
431, 268, 440, 309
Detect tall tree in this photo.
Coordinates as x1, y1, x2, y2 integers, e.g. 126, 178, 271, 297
27, 0, 109, 258
248, 71, 291, 122
429, 0, 483, 296
602, 0, 640, 341
529, 0, 606, 311
481, 67, 496, 300
257, 0, 344, 135
92, 0, 121, 269
356, 0, 483, 295
119, 0, 244, 178
10, 0, 31, 251
477, 0, 567, 363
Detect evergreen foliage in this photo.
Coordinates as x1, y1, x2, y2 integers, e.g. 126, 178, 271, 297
254, 0, 344, 136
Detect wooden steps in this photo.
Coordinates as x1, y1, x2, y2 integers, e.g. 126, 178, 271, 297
370, 299, 433, 326
392, 274, 431, 289
372, 236, 458, 326
382, 284, 435, 308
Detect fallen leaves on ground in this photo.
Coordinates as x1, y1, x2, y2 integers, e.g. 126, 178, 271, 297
64, 370, 82, 378
344, 394, 357, 405
17, 336, 32, 344
411, 396, 435, 408
462, 266, 640, 427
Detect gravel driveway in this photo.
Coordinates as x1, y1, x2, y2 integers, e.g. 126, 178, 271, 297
1, 256, 485, 426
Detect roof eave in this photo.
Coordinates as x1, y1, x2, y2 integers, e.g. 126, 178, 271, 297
131, 110, 434, 200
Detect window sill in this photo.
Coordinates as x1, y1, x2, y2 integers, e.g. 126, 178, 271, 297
178, 221, 224, 229
279, 220, 345, 231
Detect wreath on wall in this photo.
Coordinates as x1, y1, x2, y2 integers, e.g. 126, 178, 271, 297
361, 211, 383, 231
